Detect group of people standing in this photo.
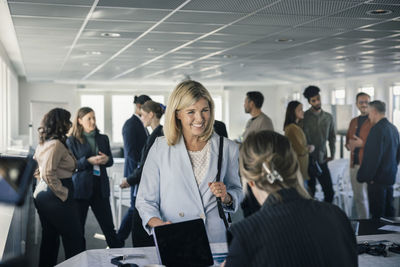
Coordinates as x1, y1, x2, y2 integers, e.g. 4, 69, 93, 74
31, 79, 398, 267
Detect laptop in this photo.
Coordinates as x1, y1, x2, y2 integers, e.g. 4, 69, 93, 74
153, 218, 214, 267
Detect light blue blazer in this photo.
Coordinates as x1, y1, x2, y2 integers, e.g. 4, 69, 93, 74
136, 133, 243, 243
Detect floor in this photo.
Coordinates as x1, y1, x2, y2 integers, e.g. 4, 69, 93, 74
25, 197, 132, 267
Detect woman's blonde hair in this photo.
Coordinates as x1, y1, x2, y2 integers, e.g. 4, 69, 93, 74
164, 80, 215, 146
69, 107, 97, 144
239, 130, 310, 201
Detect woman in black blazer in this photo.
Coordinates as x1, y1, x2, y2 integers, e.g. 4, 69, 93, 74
224, 131, 357, 267
67, 107, 122, 248
119, 100, 165, 247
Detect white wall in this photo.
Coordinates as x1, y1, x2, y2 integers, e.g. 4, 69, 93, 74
225, 85, 291, 140
18, 81, 78, 138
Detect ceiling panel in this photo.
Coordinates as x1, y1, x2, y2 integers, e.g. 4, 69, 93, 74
6, 0, 400, 83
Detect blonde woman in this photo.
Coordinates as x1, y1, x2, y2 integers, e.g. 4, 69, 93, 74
136, 80, 242, 243
223, 131, 357, 267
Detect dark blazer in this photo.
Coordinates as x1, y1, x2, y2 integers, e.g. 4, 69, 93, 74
214, 120, 228, 138
127, 125, 164, 186
226, 188, 357, 267
357, 118, 400, 185
66, 131, 113, 199
122, 114, 148, 177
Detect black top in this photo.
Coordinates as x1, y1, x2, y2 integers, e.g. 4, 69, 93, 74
126, 125, 163, 186
214, 120, 228, 138
225, 188, 357, 267
357, 118, 400, 185
353, 115, 368, 165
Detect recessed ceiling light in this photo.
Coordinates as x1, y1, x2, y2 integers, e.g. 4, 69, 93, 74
223, 54, 232, 58
147, 47, 155, 52
86, 51, 102, 55
100, 32, 121, 38
82, 63, 90, 66
366, 9, 392, 15
275, 38, 294, 43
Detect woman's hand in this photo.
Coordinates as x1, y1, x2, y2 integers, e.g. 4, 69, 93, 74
87, 156, 100, 165
120, 178, 130, 189
208, 182, 232, 204
147, 217, 172, 228
97, 151, 109, 165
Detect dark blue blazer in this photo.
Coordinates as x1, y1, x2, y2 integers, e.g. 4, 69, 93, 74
66, 131, 113, 199
358, 118, 400, 185
122, 115, 148, 177
127, 125, 163, 186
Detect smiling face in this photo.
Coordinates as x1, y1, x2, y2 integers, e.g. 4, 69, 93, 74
308, 94, 321, 111
140, 110, 153, 127
295, 103, 304, 120
356, 95, 370, 116
78, 111, 96, 133
176, 97, 210, 139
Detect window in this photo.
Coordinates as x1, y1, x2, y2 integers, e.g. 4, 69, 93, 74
212, 95, 222, 121
331, 89, 345, 105
112, 95, 133, 143
393, 86, 400, 131
80, 95, 104, 132
292, 92, 301, 100
358, 87, 374, 99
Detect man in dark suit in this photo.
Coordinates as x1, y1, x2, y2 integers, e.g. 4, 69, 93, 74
117, 94, 151, 244
357, 100, 400, 219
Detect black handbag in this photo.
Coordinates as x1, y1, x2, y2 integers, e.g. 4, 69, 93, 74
308, 156, 323, 178
216, 135, 231, 229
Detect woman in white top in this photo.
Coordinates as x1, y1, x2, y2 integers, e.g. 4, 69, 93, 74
136, 80, 243, 243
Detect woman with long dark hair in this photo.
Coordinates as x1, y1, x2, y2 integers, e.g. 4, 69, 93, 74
67, 107, 122, 248
283, 100, 313, 183
33, 108, 85, 267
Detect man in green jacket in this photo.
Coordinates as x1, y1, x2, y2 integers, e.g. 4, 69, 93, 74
302, 86, 336, 203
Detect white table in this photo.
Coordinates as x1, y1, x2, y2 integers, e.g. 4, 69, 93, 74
56, 234, 400, 267
55, 243, 228, 267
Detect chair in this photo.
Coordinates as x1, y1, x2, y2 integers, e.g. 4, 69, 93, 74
314, 159, 349, 213
110, 172, 131, 229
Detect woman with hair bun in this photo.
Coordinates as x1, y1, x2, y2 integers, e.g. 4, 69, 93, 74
33, 108, 85, 267
224, 130, 357, 267
119, 100, 166, 247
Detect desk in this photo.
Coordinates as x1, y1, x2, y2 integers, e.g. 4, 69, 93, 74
56, 243, 228, 267
56, 234, 400, 267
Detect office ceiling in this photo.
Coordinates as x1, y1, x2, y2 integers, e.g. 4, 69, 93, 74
6, 0, 400, 84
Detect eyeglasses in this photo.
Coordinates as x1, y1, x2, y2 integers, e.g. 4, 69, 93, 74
357, 101, 369, 105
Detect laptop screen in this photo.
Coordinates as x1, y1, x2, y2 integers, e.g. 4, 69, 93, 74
153, 218, 214, 267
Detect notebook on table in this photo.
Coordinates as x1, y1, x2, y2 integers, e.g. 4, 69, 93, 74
153, 218, 214, 267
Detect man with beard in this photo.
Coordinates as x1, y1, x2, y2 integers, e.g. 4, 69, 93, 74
240, 91, 274, 217
302, 86, 336, 203
345, 92, 372, 219
241, 91, 274, 141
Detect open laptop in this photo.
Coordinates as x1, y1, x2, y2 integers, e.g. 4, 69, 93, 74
153, 218, 214, 267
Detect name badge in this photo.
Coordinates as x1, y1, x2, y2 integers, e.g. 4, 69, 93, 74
93, 165, 100, 176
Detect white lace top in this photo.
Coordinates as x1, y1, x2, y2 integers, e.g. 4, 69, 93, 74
188, 141, 211, 185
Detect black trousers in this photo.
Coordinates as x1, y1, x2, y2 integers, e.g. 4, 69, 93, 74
132, 206, 154, 247
34, 178, 85, 267
308, 162, 334, 203
76, 176, 122, 248
367, 183, 395, 219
